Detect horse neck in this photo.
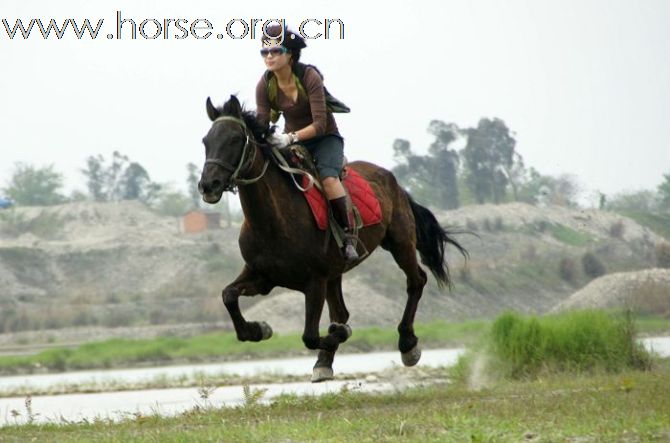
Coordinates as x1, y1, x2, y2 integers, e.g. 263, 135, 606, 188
237, 145, 291, 234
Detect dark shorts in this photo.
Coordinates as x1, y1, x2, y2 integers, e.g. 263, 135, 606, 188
300, 134, 344, 179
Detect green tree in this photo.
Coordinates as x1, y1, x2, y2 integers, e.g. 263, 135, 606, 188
607, 190, 658, 213
119, 162, 151, 200
516, 169, 581, 207
81, 152, 160, 203
427, 120, 461, 209
81, 154, 106, 201
461, 118, 517, 204
392, 120, 461, 210
154, 190, 192, 217
3, 163, 66, 206
186, 163, 202, 209
106, 151, 130, 201
658, 172, 670, 211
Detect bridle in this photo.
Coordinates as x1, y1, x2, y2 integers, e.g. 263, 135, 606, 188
204, 115, 269, 192
204, 115, 321, 195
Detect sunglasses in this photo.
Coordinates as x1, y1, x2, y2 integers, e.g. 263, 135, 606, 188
260, 47, 289, 57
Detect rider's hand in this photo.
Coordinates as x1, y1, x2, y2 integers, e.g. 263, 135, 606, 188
267, 132, 292, 148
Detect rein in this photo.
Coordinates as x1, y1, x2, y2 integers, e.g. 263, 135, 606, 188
205, 116, 269, 192
205, 115, 321, 194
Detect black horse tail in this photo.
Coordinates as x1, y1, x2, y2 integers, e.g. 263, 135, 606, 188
407, 192, 469, 289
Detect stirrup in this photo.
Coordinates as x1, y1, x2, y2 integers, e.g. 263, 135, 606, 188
341, 233, 360, 263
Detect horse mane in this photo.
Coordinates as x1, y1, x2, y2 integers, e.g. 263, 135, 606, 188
217, 94, 298, 187
219, 95, 270, 145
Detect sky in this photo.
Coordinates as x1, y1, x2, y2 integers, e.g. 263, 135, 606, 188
1, 0, 669, 207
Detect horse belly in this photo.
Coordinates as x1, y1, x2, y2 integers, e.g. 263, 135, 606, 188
239, 235, 325, 288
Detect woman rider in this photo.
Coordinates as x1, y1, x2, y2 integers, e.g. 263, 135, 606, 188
256, 25, 358, 263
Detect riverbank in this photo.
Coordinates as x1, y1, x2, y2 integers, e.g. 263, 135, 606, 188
0, 316, 667, 376
0, 319, 488, 375
1, 365, 668, 442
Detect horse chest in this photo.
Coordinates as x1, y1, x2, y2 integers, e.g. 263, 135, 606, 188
240, 234, 326, 286
240, 234, 308, 273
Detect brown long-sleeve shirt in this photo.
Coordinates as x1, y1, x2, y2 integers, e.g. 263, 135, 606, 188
255, 66, 340, 137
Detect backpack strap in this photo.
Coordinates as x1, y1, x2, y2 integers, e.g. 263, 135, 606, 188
264, 69, 308, 123
298, 63, 350, 113
264, 62, 350, 123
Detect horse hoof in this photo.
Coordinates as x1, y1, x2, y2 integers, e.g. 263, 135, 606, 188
401, 345, 422, 367
258, 321, 273, 340
312, 366, 334, 383
328, 323, 352, 342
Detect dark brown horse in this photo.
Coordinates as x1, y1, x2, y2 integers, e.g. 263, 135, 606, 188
198, 95, 467, 382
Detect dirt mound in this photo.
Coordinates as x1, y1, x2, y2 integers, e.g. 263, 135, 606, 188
552, 268, 670, 315
0, 199, 664, 340
243, 277, 406, 333
2, 200, 180, 249
439, 202, 660, 244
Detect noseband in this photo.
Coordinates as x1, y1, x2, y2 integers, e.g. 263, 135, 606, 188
204, 116, 269, 192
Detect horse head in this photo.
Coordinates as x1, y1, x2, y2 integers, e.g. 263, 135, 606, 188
198, 95, 253, 203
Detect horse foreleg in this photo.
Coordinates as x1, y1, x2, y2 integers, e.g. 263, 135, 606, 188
302, 278, 352, 358
312, 276, 352, 383
222, 265, 274, 342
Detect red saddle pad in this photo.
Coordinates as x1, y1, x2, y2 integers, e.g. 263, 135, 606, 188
302, 168, 382, 230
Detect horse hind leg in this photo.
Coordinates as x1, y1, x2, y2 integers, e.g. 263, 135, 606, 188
312, 276, 352, 383
222, 265, 275, 342
386, 228, 428, 367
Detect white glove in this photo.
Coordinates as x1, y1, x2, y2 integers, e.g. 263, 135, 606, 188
267, 132, 292, 148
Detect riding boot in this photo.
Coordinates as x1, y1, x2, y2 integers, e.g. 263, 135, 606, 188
329, 196, 359, 264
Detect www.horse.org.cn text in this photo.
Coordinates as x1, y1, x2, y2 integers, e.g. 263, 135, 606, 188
1, 13, 345, 41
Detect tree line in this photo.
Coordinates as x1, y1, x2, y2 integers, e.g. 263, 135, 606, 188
1, 151, 213, 218
392, 117, 670, 213
3, 125, 670, 216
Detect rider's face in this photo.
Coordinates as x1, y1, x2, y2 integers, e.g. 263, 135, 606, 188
262, 40, 291, 72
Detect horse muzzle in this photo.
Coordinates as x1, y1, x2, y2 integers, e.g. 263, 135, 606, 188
198, 178, 226, 204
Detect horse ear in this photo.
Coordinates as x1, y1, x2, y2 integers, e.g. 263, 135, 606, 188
227, 94, 242, 117
206, 97, 219, 121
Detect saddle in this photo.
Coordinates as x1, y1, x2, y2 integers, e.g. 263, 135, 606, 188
277, 144, 347, 183
273, 144, 382, 254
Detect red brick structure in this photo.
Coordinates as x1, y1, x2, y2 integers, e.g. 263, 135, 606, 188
183, 210, 221, 233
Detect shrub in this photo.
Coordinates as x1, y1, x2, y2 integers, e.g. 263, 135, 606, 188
559, 257, 577, 283
485, 310, 652, 379
609, 220, 625, 239
0, 210, 65, 239
656, 242, 670, 268
494, 216, 504, 231
582, 252, 606, 279
102, 308, 137, 328
629, 280, 670, 317
533, 219, 548, 233
521, 245, 537, 261
465, 218, 478, 231
482, 218, 492, 232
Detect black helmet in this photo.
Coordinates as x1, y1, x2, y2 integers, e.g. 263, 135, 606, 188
263, 23, 306, 50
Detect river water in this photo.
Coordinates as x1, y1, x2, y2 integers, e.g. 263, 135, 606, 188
0, 338, 667, 426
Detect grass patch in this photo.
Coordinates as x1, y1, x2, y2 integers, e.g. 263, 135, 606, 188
0, 367, 669, 441
549, 223, 592, 247
0, 319, 490, 375
472, 310, 653, 380
0, 315, 666, 376
0, 209, 65, 239
619, 210, 670, 239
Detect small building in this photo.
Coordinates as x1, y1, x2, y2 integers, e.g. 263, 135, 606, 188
183, 210, 221, 233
